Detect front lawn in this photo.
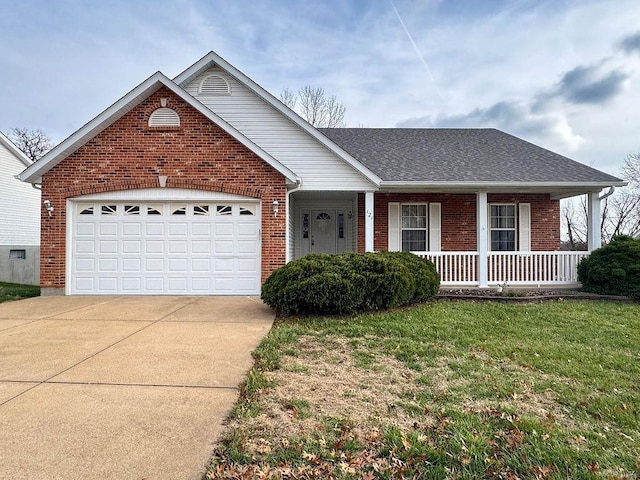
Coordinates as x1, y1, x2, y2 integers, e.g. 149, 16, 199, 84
0, 282, 40, 303
205, 300, 639, 479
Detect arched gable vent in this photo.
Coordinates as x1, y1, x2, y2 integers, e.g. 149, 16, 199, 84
199, 74, 231, 96
148, 107, 180, 127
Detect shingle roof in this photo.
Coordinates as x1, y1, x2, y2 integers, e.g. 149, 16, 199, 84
319, 128, 622, 184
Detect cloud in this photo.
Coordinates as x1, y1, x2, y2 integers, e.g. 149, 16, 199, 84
619, 31, 640, 54
397, 99, 584, 151
554, 64, 628, 105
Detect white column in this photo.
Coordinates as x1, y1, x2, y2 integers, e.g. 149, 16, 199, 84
476, 191, 488, 287
587, 192, 601, 251
365, 191, 375, 252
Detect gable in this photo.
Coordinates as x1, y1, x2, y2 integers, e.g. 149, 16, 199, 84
19, 72, 297, 185
45, 88, 287, 193
180, 64, 379, 191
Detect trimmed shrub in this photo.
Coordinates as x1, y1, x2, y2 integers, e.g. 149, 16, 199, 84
261, 252, 440, 315
577, 235, 640, 299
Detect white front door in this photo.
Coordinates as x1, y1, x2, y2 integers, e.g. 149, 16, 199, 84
69, 200, 261, 295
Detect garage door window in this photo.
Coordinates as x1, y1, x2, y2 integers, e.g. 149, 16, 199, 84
124, 205, 140, 215
147, 205, 162, 215
171, 205, 187, 215
216, 205, 232, 215
101, 205, 117, 215
194, 205, 209, 216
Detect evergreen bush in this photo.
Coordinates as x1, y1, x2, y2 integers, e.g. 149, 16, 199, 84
577, 235, 640, 299
261, 252, 440, 314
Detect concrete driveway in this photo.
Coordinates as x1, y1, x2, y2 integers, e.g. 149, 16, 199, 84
0, 296, 274, 480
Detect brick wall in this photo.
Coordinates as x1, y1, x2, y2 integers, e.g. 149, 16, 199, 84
358, 192, 560, 252
40, 87, 287, 290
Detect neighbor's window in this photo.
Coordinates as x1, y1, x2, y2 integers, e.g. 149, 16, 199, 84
401, 204, 427, 251
490, 204, 516, 251
9, 249, 26, 260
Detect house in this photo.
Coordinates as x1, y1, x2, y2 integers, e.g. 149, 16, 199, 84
19, 52, 625, 296
0, 132, 40, 285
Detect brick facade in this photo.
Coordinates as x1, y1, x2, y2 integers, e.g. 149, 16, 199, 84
40, 87, 287, 291
357, 192, 560, 252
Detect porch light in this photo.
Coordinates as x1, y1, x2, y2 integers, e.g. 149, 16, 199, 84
272, 200, 279, 217
43, 199, 54, 217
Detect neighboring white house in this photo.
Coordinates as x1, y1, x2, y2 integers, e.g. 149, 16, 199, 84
0, 132, 40, 285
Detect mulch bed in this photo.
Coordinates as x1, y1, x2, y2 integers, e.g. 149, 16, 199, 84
437, 288, 633, 303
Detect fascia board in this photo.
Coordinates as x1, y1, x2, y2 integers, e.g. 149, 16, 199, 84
380, 180, 628, 190
174, 52, 381, 187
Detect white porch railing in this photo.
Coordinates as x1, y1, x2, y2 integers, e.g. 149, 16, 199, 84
412, 251, 589, 286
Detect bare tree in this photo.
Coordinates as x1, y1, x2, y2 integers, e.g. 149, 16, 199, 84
279, 86, 346, 127
7, 128, 53, 162
621, 152, 640, 188
279, 88, 297, 109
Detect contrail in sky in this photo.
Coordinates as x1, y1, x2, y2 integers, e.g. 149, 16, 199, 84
388, 0, 445, 102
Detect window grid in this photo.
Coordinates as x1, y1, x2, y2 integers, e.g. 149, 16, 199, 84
401, 204, 428, 252
490, 204, 517, 251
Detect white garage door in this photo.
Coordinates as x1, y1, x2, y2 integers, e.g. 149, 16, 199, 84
70, 200, 261, 295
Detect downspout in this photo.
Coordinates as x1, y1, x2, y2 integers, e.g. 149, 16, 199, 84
285, 178, 303, 262
599, 186, 615, 201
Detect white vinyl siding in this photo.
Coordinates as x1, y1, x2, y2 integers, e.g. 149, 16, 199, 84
0, 142, 40, 246
388, 202, 440, 252
184, 67, 375, 191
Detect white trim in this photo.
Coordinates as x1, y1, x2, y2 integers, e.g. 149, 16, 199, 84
70, 188, 257, 202
0, 132, 32, 167
518, 203, 531, 252
19, 72, 298, 185
476, 192, 488, 288
388, 202, 400, 251
173, 52, 381, 187
365, 192, 374, 251
429, 203, 442, 252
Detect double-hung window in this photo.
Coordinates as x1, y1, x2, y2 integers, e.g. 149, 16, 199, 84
401, 204, 428, 251
490, 204, 516, 251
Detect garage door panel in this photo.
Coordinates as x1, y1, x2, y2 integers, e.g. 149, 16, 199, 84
98, 277, 118, 292
99, 223, 119, 236
76, 223, 95, 236
192, 241, 211, 254
146, 223, 164, 235
145, 258, 164, 271
192, 259, 210, 271
145, 241, 164, 254
98, 258, 118, 272
122, 223, 142, 236
71, 199, 260, 295
122, 258, 142, 272
168, 223, 188, 236
122, 278, 142, 292
168, 241, 187, 254
76, 241, 95, 254
192, 224, 211, 236
122, 240, 142, 254
98, 241, 118, 254
75, 258, 95, 271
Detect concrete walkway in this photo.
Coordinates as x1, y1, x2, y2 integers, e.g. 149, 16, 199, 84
0, 296, 274, 480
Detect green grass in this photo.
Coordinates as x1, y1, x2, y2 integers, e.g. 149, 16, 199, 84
0, 282, 40, 303
205, 300, 640, 479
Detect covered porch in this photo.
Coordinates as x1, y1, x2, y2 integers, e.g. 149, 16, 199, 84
288, 188, 605, 288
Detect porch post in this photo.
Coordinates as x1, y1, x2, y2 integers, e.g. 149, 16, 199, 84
587, 191, 601, 251
365, 191, 375, 252
476, 191, 488, 287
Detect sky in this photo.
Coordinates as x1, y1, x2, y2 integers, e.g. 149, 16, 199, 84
1, 0, 639, 178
